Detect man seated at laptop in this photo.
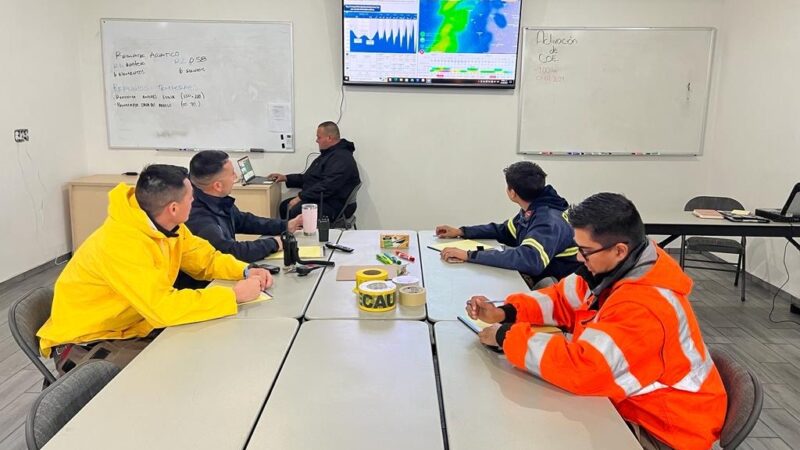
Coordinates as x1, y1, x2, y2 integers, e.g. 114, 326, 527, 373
38, 164, 271, 373
182, 151, 302, 280
435, 161, 580, 289
268, 121, 360, 220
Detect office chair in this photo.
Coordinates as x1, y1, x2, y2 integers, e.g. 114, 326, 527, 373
681, 196, 747, 301
331, 182, 362, 230
8, 287, 57, 388
26, 360, 120, 450
710, 348, 763, 449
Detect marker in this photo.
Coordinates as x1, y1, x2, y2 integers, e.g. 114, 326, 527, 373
395, 250, 416, 262
250, 148, 265, 153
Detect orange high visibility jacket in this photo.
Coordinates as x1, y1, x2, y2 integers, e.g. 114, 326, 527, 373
500, 241, 726, 450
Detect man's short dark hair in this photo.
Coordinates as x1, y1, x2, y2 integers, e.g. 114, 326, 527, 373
503, 161, 547, 202
318, 121, 340, 140
135, 164, 189, 216
568, 193, 647, 247
189, 150, 229, 187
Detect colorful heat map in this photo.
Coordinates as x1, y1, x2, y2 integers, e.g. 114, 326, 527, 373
419, 0, 520, 54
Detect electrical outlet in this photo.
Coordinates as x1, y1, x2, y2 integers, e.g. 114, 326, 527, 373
14, 129, 29, 143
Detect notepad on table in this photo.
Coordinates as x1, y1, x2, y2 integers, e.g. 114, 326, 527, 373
692, 209, 723, 219
429, 240, 495, 252
266, 245, 324, 260
207, 279, 272, 304
457, 315, 561, 334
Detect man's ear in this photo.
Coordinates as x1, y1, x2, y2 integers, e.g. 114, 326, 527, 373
615, 242, 629, 259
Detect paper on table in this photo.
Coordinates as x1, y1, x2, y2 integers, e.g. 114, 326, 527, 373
429, 239, 495, 252
266, 246, 324, 260
207, 279, 272, 303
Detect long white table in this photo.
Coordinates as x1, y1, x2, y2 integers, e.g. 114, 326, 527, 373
419, 232, 530, 322
223, 230, 341, 319
247, 320, 444, 450
43, 318, 299, 450
434, 322, 641, 449
304, 230, 426, 320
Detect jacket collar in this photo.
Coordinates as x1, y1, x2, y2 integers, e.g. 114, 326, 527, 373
143, 211, 179, 238
192, 185, 235, 216
578, 239, 654, 303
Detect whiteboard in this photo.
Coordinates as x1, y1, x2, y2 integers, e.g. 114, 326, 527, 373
101, 19, 294, 152
517, 28, 715, 156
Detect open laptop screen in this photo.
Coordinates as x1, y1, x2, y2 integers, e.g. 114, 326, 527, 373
237, 156, 255, 183
782, 183, 800, 216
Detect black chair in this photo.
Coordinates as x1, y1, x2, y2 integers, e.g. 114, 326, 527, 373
26, 360, 120, 450
331, 182, 361, 230
8, 287, 57, 388
710, 348, 764, 449
681, 196, 747, 301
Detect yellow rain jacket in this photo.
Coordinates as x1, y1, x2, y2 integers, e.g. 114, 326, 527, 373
38, 183, 247, 356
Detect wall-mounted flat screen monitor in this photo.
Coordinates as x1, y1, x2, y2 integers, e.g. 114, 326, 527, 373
342, 0, 522, 88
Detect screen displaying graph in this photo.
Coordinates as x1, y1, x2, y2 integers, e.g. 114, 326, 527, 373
343, 0, 522, 88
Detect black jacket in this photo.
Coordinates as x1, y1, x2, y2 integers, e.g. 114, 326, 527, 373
286, 139, 360, 216
185, 186, 286, 263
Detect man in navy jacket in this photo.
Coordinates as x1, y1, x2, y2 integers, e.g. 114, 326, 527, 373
436, 162, 580, 288
269, 121, 360, 220
184, 150, 302, 263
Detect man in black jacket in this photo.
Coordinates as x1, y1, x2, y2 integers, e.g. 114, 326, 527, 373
185, 150, 302, 263
268, 121, 360, 220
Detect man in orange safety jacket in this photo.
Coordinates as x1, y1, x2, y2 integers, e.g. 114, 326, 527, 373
468, 192, 726, 450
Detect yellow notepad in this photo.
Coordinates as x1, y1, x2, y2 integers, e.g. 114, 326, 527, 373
207, 279, 272, 303
266, 246, 324, 260
429, 239, 495, 252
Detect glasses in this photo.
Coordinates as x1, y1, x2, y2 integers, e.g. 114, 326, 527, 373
577, 241, 627, 258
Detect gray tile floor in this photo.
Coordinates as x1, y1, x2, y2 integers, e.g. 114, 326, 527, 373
1, 255, 800, 449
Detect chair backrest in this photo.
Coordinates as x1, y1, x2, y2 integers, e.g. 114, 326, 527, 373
8, 287, 56, 385
333, 182, 362, 225
26, 360, 120, 450
710, 347, 764, 449
684, 196, 745, 212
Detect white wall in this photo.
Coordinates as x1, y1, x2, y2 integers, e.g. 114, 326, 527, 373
0, 0, 87, 281
704, 0, 800, 298
6, 0, 798, 301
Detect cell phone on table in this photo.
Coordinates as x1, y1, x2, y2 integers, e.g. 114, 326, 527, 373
458, 316, 503, 353
325, 242, 354, 253
251, 263, 280, 275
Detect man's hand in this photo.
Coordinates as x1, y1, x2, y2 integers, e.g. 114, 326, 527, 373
232, 278, 263, 304
246, 267, 273, 289
287, 215, 303, 233
440, 247, 468, 263
479, 324, 501, 347
267, 173, 287, 183
288, 196, 302, 210
465, 296, 506, 323
272, 236, 283, 252
435, 225, 464, 238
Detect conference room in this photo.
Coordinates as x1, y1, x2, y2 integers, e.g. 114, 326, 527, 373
2, 0, 800, 449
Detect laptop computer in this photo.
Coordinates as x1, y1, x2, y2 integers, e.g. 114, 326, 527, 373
755, 182, 800, 222
236, 156, 274, 186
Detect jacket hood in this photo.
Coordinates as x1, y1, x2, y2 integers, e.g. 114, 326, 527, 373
531, 185, 569, 211
617, 241, 693, 296
322, 138, 356, 153
107, 183, 169, 239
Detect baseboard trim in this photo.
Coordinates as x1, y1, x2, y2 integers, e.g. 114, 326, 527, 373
0, 253, 71, 288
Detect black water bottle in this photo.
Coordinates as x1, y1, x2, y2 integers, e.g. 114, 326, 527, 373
318, 216, 330, 242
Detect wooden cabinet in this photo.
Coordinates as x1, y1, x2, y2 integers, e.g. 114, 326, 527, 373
68, 174, 281, 251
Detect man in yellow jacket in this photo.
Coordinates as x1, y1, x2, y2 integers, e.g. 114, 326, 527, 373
38, 164, 272, 373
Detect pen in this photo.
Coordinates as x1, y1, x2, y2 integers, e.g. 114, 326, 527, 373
427, 246, 441, 253
263, 289, 274, 298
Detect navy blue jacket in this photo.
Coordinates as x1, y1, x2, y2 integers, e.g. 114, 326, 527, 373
286, 139, 360, 216
185, 186, 286, 263
461, 185, 580, 282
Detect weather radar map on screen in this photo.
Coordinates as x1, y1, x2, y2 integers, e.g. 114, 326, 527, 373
343, 0, 522, 88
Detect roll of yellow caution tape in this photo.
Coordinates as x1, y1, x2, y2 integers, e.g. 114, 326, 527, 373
399, 285, 426, 307
392, 275, 420, 290
355, 268, 389, 292
357, 280, 397, 312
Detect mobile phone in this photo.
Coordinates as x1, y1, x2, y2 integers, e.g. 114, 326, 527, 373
252, 263, 280, 275
458, 315, 504, 353
325, 242, 354, 253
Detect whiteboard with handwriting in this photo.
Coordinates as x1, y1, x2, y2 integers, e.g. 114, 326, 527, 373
101, 19, 294, 152
517, 28, 715, 156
